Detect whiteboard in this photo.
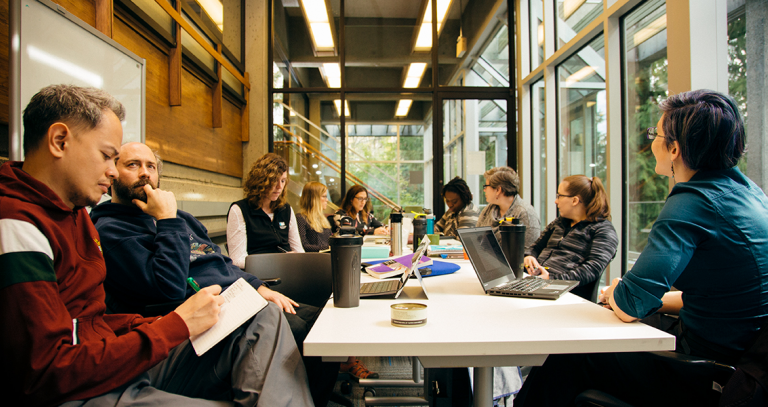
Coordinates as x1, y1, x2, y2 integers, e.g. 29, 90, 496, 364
9, 0, 145, 160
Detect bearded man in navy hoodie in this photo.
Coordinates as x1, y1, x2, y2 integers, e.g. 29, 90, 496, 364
91, 142, 338, 407
0, 84, 312, 406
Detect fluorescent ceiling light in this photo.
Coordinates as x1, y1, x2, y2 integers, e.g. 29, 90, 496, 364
27, 45, 103, 88
196, 0, 224, 31
633, 15, 667, 47
414, 0, 453, 52
395, 99, 413, 117
403, 62, 427, 88
334, 100, 350, 117
301, 0, 335, 52
322, 63, 341, 88
563, 0, 586, 20
564, 66, 596, 85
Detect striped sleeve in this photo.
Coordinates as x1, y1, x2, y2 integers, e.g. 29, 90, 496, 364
0, 219, 56, 290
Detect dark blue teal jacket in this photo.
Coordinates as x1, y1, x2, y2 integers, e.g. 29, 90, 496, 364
615, 167, 768, 352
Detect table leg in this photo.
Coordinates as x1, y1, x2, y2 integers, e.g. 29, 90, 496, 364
473, 366, 493, 406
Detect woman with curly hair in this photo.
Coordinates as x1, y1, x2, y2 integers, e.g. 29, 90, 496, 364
435, 177, 480, 238
227, 153, 304, 269
332, 184, 389, 235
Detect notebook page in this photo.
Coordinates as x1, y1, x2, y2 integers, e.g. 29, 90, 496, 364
190, 278, 268, 356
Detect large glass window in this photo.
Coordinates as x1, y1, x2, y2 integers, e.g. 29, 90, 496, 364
556, 34, 606, 186
555, 0, 601, 49
530, 0, 545, 70
269, 0, 513, 217
622, 0, 668, 270
343, 94, 433, 220
531, 79, 546, 225
443, 98, 508, 210
728, 0, 747, 173
272, 91, 343, 212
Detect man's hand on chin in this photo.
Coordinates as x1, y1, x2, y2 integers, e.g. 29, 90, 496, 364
134, 184, 178, 220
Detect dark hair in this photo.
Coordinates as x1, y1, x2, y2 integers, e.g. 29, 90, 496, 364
562, 175, 610, 222
442, 177, 473, 210
484, 167, 519, 197
23, 84, 126, 154
658, 89, 745, 171
342, 185, 371, 220
244, 153, 289, 211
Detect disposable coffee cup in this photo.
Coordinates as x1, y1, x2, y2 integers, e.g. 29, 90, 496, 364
329, 234, 363, 308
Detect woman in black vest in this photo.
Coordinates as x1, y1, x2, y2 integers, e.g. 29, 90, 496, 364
332, 185, 389, 235
227, 153, 304, 269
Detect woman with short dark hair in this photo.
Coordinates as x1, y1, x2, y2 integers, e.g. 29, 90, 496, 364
435, 177, 479, 238
516, 89, 768, 406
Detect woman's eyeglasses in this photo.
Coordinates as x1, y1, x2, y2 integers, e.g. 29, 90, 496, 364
555, 193, 574, 199
354, 196, 369, 202
482, 184, 491, 189
646, 127, 663, 140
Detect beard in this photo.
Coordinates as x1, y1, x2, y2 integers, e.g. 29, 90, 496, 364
111, 177, 158, 203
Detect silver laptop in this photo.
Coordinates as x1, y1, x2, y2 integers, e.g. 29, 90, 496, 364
457, 227, 578, 300
360, 236, 430, 299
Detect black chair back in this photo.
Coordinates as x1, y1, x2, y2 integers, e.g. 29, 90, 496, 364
245, 252, 333, 307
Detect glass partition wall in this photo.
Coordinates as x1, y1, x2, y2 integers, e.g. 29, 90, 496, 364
269, 0, 515, 220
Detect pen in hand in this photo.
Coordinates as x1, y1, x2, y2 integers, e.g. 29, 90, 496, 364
187, 277, 202, 292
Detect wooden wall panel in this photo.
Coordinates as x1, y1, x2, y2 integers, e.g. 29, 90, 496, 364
113, 17, 243, 177
51, 0, 96, 27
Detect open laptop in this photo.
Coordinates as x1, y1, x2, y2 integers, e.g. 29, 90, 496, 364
457, 227, 578, 300
360, 236, 430, 299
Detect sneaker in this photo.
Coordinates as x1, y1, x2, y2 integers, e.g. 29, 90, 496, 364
340, 359, 379, 379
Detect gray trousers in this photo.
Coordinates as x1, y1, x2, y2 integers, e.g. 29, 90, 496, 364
61, 303, 314, 407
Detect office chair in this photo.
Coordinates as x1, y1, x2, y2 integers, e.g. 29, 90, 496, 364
244, 252, 333, 308
570, 267, 608, 303
244, 252, 354, 407
575, 319, 768, 407
573, 351, 736, 407
245, 253, 429, 406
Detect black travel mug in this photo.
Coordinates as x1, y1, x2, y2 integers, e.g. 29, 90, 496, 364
329, 233, 363, 308
499, 218, 526, 279
413, 216, 427, 253
390, 211, 403, 256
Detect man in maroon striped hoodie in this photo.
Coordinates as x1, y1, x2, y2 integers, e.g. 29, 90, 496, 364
0, 84, 312, 407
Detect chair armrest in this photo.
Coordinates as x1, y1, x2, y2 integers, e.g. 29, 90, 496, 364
262, 278, 282, 287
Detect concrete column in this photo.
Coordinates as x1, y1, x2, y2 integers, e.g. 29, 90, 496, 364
223, 0, 241, 61
243, 0, 269, 178
746, 0, 768, 192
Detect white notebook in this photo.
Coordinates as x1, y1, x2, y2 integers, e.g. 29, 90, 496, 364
190, 278, 268, 356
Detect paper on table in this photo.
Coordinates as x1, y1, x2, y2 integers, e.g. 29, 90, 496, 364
190, 278, 268, 356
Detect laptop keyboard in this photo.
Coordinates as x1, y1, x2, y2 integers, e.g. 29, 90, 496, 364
361, 279, 400, 294
498, 278, 548, 293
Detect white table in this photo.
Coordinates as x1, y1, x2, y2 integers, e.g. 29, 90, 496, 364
304, 260, 675, 405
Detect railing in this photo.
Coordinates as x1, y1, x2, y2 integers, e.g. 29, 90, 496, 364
274, 124, 401, 213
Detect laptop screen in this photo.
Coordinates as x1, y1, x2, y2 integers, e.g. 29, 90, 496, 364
459, 228, 512, 283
